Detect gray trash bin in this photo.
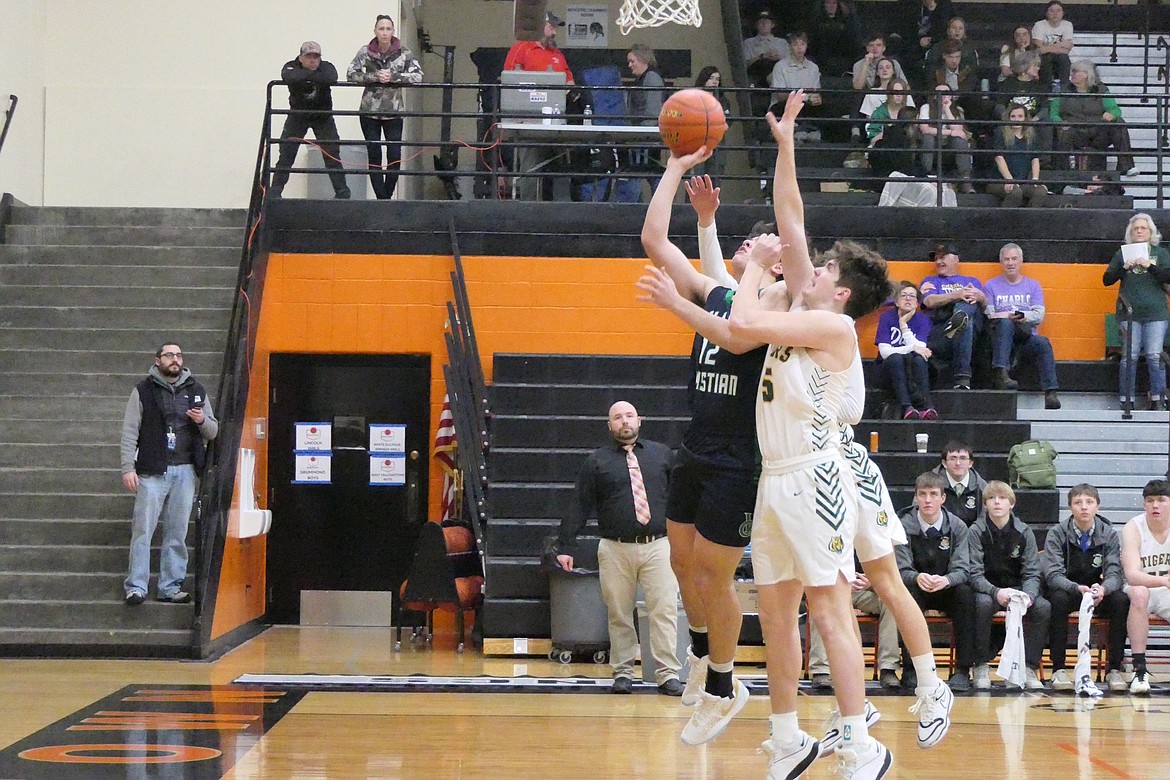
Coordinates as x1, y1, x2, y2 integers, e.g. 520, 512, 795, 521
637, 600, 690, 684
548, 567, 610, 664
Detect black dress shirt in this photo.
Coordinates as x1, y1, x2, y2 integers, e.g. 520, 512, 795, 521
557, 438, 673, 549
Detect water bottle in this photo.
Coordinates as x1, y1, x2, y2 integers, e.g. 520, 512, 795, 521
583, 104, 593, 126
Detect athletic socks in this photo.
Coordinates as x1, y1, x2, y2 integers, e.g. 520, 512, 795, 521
689, 626, 709, 659
1133, 652, 1147, 674
912, 652, 941, 690
705, 660, 735, 698
841, 714, 870, 748
770, 712, 799, 744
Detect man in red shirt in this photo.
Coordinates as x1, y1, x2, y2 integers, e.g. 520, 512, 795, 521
504, 11, 575, 83
503, 10, 574, 200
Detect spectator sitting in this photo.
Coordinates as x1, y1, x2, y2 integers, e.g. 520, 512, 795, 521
860, 59, 915, 119
983, 243, 1061, 408
999, 25, 1035, 81
920, 241, 985, 388
1102, 213, 1170, 413
869, 105, 921, 180
1032, 0, 1074, 88
875, 280, 937, 420
918, 85, 974, 193
771, 32, 849, 142
691, 66, 731, 181
852, 33, 908, 91
807, 561, 902, 690
1051, 60, 1136, 176
926, 16, 980, 73
867, 79, 916, 140
931, 440, 988, 525
988, 109, 1050, 209
744, 10, 790, 86
896, 470, 977, 692
996, 51, 1049, 122
807, 0, 864, 76
1043, 483, 1130, 693
967, 481, 1051, 690
929, 39, 986, 125
1120, 478, 1170, 695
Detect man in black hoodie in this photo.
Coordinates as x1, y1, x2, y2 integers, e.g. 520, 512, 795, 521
269, 41, 351, 199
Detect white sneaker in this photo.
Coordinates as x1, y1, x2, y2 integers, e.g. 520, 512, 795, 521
818, 699, 880, 758
973, 663, 991, 690
1025, 667, 1044, 690
681, 649, 709, 706
761, 731, 820, 780
1106, 669, 1128, 693
909, 679, 953, 749
1051, 669, 1074, 692
680, 677, 749, 746
836, 739, 893, 780
1130, 670, 1151, 696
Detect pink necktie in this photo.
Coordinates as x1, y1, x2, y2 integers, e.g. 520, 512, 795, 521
626, 446, 651, 526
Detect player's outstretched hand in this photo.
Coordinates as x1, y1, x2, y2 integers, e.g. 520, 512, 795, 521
667, 146, 712, 172
635, 264, 684, 311
766, 90, 806, 142
748, 234, 785, 269
684, 175, 720, 222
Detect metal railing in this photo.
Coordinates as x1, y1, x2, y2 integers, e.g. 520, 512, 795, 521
0, 95, 16, 163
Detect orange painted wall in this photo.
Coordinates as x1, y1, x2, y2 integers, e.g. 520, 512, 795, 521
209, 252, 1118, 639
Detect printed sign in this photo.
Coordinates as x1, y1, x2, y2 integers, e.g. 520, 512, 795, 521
369, 424, 406, 454
294, 422, 332, 451
370, 454, 406, 486
565, 5, 608, 48
293, 453, 332, 484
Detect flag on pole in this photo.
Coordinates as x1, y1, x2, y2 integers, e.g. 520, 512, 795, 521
434, 393, 459, 523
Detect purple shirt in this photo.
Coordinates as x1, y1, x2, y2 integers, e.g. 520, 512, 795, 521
875, 307, 932, 349
983, 274, 1045, 328
919, 272, 985, 300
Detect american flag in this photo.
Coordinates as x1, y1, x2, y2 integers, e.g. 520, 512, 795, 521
434, 393, 459, 522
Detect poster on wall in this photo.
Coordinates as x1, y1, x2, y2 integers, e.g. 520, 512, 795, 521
294, 422, 332, 451
370, 454, 407, 486
565, 5, 608, 48
293, 452, 332, 484
369, 423, 406, 454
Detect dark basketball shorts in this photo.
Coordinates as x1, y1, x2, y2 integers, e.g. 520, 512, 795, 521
666, 446, 756, 548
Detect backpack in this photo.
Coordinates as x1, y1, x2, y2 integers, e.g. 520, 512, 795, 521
1007, 440, 1058, 489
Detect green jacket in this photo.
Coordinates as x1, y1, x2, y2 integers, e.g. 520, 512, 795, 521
1103, 243, 1170, 322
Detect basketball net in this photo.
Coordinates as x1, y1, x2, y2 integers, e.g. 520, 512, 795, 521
617, 0, 702, 35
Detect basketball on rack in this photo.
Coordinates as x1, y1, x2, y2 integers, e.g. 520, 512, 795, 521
658, 89, 728, 156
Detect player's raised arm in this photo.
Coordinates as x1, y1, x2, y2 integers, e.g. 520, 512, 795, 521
636, 265, 762, 354
640, 149, 716, 304
766, 91, 813, 296
685, 175, 737, 289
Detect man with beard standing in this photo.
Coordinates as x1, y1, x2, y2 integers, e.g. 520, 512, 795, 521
556, 401, 683, 695
120, 342, 218, 606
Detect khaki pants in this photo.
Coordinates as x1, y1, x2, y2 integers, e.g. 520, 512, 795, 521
808, 589, 900, 676
598, 537, 681, 683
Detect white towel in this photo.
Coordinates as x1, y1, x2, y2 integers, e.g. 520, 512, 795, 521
997, 592, 1029, 688
1074, 591, 1104, 697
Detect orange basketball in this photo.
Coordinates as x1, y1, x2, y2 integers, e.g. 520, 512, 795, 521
658, 88, 728, 156
443, 525, 475, 554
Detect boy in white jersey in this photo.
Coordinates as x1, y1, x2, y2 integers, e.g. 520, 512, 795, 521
1121, 478, 1170, 695
728, 89, 895, 780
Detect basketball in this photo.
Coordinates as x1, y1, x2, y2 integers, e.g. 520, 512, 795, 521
443, 524, 475, 554
658, 88, 728, 156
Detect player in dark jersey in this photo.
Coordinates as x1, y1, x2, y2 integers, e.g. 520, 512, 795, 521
638, 151, 782, 745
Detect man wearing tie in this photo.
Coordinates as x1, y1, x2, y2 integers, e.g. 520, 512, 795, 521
557, 401, 683, 695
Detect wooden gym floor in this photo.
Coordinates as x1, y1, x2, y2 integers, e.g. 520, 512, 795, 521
0, 626, 1166, 779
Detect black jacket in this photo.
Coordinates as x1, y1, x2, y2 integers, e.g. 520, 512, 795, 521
282, 58, 339, 113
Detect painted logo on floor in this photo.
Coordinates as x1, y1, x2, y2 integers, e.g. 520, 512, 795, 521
0, 684, 303, 779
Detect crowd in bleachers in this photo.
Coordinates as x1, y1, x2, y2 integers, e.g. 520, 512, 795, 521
740, 0, 1137, 202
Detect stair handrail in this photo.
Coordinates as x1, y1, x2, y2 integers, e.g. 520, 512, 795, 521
0, 95, 16, 164
1118, 292, 1135, 420
191, 86, 276, 654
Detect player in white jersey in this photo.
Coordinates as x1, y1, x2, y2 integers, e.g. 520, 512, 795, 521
689, 118, 952, 760
1120, 478, 1170, 694
728, 90, 895, 780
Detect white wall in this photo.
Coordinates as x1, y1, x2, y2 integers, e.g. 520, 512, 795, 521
1, 0, 405, 207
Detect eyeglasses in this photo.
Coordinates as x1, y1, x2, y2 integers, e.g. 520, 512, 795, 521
945, 454, 971, 462
897, 291, 918, 299
159, 352, 183, 359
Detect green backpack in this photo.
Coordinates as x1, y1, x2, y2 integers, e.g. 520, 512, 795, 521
1007, 440, 1058, 489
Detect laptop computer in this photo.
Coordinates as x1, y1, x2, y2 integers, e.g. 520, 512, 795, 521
499, 69, 569, 122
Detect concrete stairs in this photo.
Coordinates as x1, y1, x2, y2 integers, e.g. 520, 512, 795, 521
0, 205, 242, 656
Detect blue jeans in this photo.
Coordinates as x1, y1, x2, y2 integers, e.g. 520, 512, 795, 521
1118, 318, 1168, 401
125, 464, 195, 597
879, 352, 932, 408
927, 301, 983, 380
990, 319, 1059, 391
